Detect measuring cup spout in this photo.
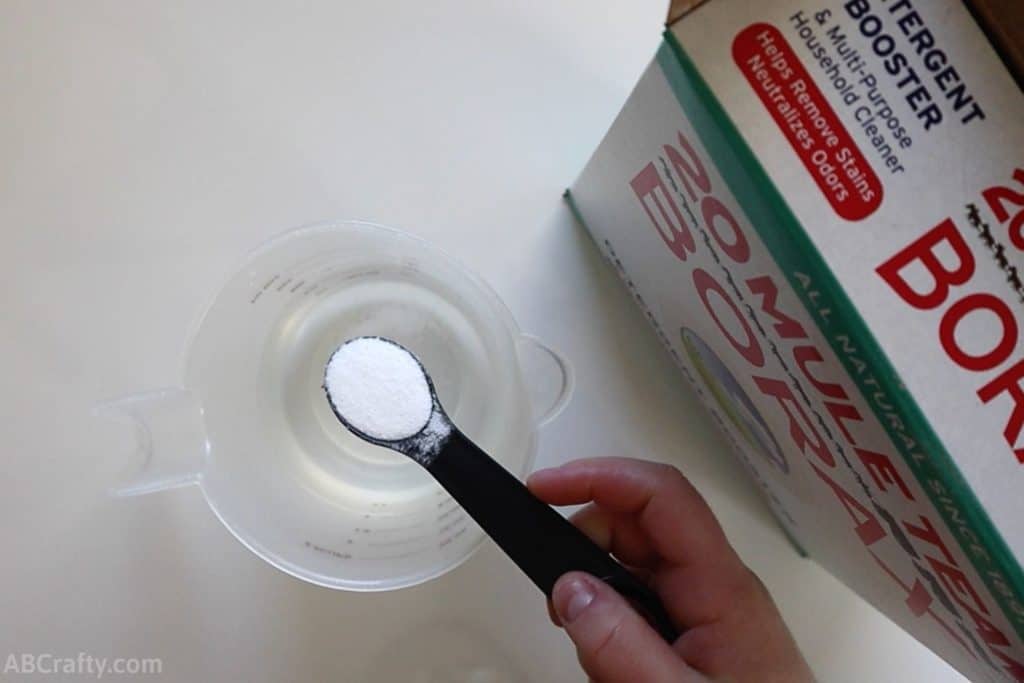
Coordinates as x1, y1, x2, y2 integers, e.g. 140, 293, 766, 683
516, 335, 574, 427
94, 388, 208, 496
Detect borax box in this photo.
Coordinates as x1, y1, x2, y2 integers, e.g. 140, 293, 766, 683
567, 0, 1024, 679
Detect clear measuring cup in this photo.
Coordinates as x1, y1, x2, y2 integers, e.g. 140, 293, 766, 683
97, 220, 573, 591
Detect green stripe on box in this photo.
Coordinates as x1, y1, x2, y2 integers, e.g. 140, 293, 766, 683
657, 32, 1024, 640
566, 185, 812, 559
563, 189, 590, 232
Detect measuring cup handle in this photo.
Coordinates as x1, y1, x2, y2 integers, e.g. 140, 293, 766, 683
516, 335, 574, 427
94, 388, 208, 497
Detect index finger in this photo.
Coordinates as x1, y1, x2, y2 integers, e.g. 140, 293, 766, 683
527, 457, 743, 574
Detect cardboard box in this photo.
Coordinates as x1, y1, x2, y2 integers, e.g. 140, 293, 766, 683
567, 0, 1024, 679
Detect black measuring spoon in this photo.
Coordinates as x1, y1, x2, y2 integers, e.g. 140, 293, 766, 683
324, 336, 679, 642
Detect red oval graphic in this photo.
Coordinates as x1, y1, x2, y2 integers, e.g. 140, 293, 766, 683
733, 23, 883, 221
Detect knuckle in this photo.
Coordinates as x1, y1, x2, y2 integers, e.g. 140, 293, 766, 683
653, 462, 683, 480
659, 465, 706, 505
737, 566, 773, 604
676, 621, 730, 672
652, 462, 689, 492
583, 612, 628, 672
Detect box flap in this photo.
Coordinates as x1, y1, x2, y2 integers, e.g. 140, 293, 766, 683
670, 0, 1021, 87
965, 0, 1024, 88
666, 0, 710, 26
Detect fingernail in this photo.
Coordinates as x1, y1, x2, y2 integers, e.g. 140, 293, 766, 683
555, 577, 595, 623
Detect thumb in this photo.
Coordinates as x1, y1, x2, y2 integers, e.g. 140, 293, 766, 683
552, 572, 700, 683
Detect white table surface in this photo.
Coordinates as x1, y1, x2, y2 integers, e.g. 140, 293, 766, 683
0, 1, 968, 681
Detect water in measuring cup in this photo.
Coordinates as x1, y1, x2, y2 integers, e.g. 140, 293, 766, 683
178, 225, 538, 587
263, 267, 505, 509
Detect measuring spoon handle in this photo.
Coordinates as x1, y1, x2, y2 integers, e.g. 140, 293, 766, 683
428, 429, 680, 643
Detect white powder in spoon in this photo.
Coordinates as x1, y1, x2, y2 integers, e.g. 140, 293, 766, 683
324, 337, 434, 441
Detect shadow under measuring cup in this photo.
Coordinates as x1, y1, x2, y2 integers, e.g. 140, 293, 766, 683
96, 220, 573, 591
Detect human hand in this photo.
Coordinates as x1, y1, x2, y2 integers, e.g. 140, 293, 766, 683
527, 457, 814, 683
